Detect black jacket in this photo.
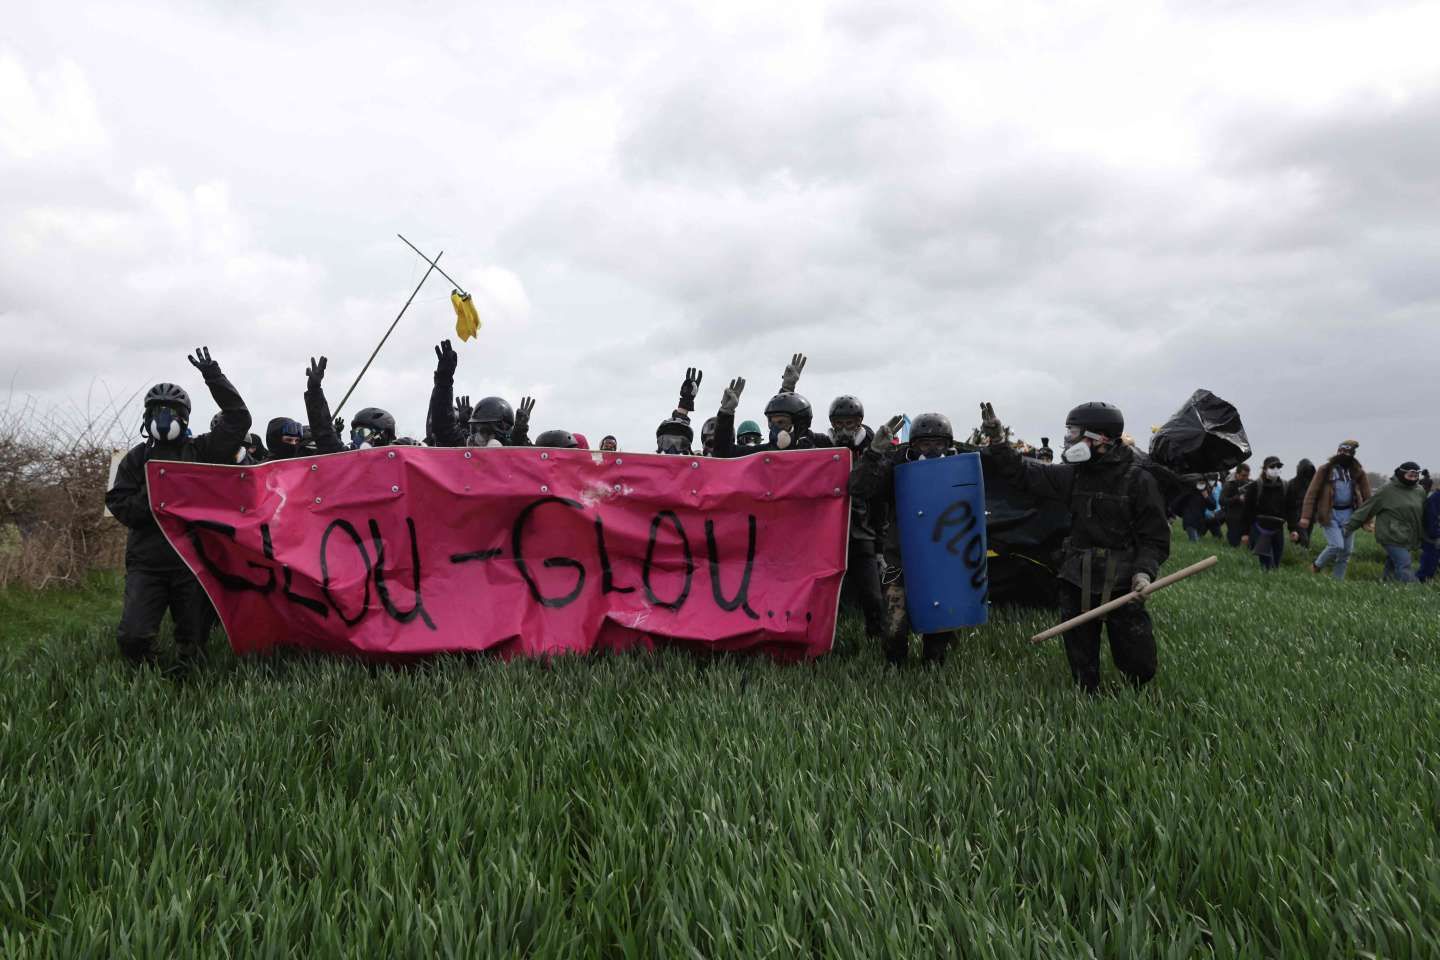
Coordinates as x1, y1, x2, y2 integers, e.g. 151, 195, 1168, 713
982, 442, 1170, 596
1285, 461, 1315, 529
303, 387, 347, 454
106, 368, 251, 573
1243, 476, 1288, 530
1171, 489, 1211, 530
831, 426, 885, 544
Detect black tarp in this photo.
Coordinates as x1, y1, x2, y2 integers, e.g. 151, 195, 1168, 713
1148, 389, 1251, 476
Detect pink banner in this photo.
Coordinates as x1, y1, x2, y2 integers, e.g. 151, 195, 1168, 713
148, 447, 851, 660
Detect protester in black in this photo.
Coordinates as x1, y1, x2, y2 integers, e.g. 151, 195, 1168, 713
105, 348, 251, 664
711, 354, 834, 458
1221, 464, 1252, 547
826, 395, 888, 657
1286, 458, 1315, 548
1241, 456, 1288, 571
979, 401, 1170, 693
425, 340, 534, 448
849, 413, 972, 665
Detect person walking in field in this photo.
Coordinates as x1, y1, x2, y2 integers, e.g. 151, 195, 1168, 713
1300, 440, 1371, 579
1220, 464, 1252, 548
1342, 463, 1425, 583
1286, 458, 1316, 548
1241, 456, 1288, 571
1419, 476, 1440, 583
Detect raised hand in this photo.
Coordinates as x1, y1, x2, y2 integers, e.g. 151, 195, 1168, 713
455, 394, 472, 424
515, 396, 536, 430
780, 353, 807, 393
306, 356, 327, 391
979, 402, 1005, 443
333, 415, 345, 435
434, 339, 458, 379
719, 377, 746, 415
872, 414, 904, 453
679, 367, 703, 412
187, 346, 219, 375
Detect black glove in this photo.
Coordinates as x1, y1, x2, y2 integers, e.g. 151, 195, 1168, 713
306, 356, 327, 392
434, 339, 458, 379
515, 396, 536, 431
455, 394, 472, 425
187, 346, 220, 377
333, 416, 345, 435
679, 367, 703, 412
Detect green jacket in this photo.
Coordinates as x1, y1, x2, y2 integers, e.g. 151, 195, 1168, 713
1343, 480, 1425, 549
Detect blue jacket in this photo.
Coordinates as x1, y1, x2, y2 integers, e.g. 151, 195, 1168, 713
1424, 490, 1440, 543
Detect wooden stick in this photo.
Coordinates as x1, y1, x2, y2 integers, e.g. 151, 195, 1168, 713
1029, 555, 1219, 644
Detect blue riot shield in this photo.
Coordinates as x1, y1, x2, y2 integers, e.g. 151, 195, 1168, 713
893, 452, 989, 631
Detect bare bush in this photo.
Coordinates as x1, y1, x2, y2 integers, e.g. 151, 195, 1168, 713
0, 389, 137, 589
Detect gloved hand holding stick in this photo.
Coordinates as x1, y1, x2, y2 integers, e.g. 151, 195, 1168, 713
1029, 555, 1219, 645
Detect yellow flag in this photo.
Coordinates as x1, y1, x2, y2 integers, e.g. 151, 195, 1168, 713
451, 290, 480, 341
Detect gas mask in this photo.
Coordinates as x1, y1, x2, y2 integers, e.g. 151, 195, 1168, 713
1061, 425, 1106, 464
467, 423, 507, 448
1264, 468, 1281, 480
831, 424, 862, 447
146, 407, 185, 443
907, 440, 953, 461
769, 426, 793, 450
350, 426, 377, 450
656, 434, 690, 455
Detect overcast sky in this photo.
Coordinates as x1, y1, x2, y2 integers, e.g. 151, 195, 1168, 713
3, 0, 1437, 474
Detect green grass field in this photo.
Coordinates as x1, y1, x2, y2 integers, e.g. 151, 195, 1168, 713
2, 529, 1438, 957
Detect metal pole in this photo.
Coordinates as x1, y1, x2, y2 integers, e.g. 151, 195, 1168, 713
333, 251, 443, 418
397, 233, 467, 296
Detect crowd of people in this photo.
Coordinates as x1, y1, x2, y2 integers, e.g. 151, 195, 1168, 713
104, 343, 1431, 692
1172, 443, 1437, 584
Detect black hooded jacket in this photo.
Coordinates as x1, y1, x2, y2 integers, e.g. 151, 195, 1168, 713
106, 367, 251, 573
981, 441, 1170, 596
1285, 459, 1315, 529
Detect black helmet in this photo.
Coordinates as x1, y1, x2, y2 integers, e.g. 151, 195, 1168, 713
1065, 402, 1124, 440
702, 417, 718, 445
535, 429, 579, 449
828, 395, 864, 421
209, 412, 224, 432
909, 413, 954, 445
351, 407, 397, 445
469, 396, 515, 433
656, 416, 693, 455
764, 392, 813, 434
144, 382, 191, 417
